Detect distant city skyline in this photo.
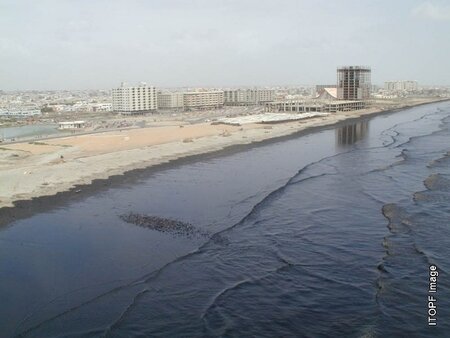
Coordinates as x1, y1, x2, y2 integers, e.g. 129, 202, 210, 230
1, 0, 450, 90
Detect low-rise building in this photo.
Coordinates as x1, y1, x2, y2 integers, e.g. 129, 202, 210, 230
58, 121, 86, 129
265, 99, 366, 113
224, 88, 275, 105
265, 100, 323, 113
91, 103, 112, 112
323, 100, 366, 112
183, 90, 224, 110
157, 92, 184, 109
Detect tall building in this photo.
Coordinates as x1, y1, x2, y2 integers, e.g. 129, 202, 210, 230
224, 89, 275, 105
337, 66, 371, 100
384, 80, 418, 92
112, 82, 157, 114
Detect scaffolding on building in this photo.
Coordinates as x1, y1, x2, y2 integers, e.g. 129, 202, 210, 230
337, 66, 371, 100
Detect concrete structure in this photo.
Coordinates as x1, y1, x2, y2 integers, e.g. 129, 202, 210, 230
183, 90, 224, 110
323, 100, 365, 112
265, 100, 322, 113
224, 89, 275, 105
316, 85, 337, 94
157, 92, 184, 109
337, 66, 371, 100
265, 65, 369, 114
58, 121, 86, 129
384, 80, 418, 92
265, 99, 365, 113
112, 82, 157, 114
316, 88, 338, 100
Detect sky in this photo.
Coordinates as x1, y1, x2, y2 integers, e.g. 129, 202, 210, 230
0, 0, 449, 90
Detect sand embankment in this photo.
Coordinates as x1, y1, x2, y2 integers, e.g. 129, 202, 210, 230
0, 99, 446, 209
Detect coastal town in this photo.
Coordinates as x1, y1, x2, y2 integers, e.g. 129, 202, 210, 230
2, 0, 450, 336
1, 69, 449, 143
0, 66, 449, 209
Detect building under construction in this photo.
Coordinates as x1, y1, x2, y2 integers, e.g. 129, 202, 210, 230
265, 99, 365, 113
266, 65, 371, 114
337, 66, 371, 100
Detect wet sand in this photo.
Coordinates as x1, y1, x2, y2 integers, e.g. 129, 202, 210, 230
0, 98, 447, 213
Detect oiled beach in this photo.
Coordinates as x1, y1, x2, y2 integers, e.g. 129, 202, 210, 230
1, 100, 450, 337
0, 98, 445, 210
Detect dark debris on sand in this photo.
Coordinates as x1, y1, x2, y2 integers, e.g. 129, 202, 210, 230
120, 212, 209, 239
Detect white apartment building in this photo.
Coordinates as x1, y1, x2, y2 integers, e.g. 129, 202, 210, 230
112, 82, 157, 114
384, 81, 418, 92
157, 92, 184, 109
224, 89, 275, 105
183, 90, 224, 110
257, 89, 275, 103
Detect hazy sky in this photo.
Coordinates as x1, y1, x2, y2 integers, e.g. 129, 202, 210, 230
1, 0, 449, 90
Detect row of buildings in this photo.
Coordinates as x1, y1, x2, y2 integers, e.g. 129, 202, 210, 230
111, 82, 276, 114
111, 66, 373, 114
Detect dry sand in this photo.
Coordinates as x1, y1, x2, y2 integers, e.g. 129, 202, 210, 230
0, 99, 445, 209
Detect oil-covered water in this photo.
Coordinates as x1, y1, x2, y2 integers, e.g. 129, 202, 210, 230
1, 102, 449, 337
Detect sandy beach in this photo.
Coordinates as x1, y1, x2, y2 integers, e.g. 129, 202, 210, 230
0, 98, 446, 210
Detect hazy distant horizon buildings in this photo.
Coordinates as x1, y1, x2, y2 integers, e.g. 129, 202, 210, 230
337, 66, 371, 100
112, 82, 157, 114
384, 80, 418, 92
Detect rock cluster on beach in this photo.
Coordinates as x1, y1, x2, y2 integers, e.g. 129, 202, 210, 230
120, 212, 209, 239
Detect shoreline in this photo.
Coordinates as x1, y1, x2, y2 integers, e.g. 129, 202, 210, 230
0, 98, 448, 225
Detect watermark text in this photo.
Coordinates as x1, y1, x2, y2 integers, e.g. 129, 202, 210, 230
428, 265, 438, 326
